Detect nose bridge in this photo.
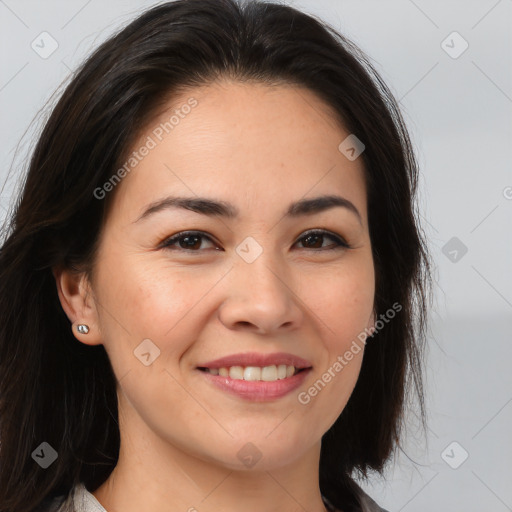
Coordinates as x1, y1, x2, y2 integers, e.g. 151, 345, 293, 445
244, 249, 287, 296
219, 237, 302, 333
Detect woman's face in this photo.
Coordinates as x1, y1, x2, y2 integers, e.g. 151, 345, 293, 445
75, 80, 375, 471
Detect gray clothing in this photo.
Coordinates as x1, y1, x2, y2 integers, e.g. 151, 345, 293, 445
43, 481, 389, 512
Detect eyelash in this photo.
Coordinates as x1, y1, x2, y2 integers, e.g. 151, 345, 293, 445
160, 229, 351, 253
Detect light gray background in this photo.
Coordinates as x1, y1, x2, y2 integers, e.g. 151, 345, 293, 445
1, 0, 511, 510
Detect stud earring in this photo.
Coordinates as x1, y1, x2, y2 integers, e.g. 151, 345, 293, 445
76, 324, 90, 334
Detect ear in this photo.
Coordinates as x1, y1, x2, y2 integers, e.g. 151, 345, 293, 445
52, 264, 102, 346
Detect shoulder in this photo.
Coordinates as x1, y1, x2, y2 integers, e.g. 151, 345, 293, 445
34, 483, 107, 512
351, 480, 390, 512
322, 478, 390, 512
33, 494, 68, 512
42, 481, 388, 512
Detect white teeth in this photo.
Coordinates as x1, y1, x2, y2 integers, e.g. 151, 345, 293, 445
207, 364, 298, 381
229, 366, 244, 380
243, 366, 261, 381
261, 365, 277, 381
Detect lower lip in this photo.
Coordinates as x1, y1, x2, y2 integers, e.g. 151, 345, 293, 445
198, 368, 312, 401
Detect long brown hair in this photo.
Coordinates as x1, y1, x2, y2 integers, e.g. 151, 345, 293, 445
0, 1, 432, 510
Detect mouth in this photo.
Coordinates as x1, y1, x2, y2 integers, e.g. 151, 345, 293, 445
196, 352, 313, 401
197, 364, 308, 381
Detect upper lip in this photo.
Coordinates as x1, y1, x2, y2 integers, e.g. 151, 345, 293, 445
197, 352, 313, 370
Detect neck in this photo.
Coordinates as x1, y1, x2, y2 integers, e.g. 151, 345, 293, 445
92, 400, 329, 512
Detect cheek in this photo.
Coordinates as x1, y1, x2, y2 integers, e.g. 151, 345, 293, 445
95, 253, 225, 363
318, 262, 373, 415
307, 259, 375, 348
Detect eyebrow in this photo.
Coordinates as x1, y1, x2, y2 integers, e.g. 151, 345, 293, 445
134, 194, 362, 225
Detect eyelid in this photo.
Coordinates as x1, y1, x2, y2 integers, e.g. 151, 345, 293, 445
158, 230, 219, 251
299, 228, 350, 249
159, 228, 351, 252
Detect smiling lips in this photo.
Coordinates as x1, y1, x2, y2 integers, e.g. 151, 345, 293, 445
203, 364, 297, 381
197, 351, 313, 401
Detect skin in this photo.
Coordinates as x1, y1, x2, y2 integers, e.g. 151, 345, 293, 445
54, 79, 376, 512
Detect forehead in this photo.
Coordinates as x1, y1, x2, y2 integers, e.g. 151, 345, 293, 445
104, 79, 368, 226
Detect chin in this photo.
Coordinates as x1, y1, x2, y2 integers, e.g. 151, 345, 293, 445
198, 435, 315, 472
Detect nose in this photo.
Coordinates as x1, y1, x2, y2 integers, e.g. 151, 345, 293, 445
218, 252, 304, 335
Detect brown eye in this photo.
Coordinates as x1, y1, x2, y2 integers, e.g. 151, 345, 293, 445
296, 230, 350, 250
161, 231, 218, 251
160, 229, 350, 254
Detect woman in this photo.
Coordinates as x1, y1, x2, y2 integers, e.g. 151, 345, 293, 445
0, 1, 432, 511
